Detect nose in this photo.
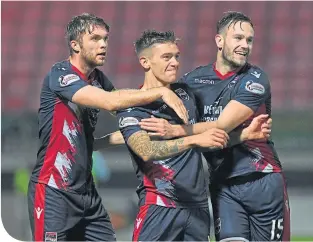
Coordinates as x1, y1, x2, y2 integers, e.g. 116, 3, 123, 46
241, 39, 249, 49
99, 39, 108, 49
171, 57, 179, 68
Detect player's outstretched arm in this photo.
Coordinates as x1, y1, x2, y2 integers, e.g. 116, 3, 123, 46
72, 86, 188, 123
139, 116, 216, 138
215, 100, 254, 133
93, 131, 125, 151
127, 129, 228, 162
139, 114, 271, 145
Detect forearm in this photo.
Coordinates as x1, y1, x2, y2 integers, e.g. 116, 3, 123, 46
107, 88, 163, 111
147, 138, 195, 161
72, 86, 164, 111
176, 121, 246, 147
128, 131, 196, 162
93, 131, 125, 151
172, 121, 217, 137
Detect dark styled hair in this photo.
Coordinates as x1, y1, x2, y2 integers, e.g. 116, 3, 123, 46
66, 13, 110, 55
216, 11, 253, 34
134, 30, 178, 55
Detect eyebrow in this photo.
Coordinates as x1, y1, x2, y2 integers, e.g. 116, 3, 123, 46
90, 33, 109, 39
233, 33, 254, 39
161, 52, 180, 56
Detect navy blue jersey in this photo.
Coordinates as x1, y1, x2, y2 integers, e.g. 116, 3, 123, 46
117, 83, 208, 208
30, 60, 115, 192
180, 63, 282, 179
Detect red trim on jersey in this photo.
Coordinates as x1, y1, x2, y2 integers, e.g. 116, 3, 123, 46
246, 103, 267, 122
213, 62, 236, 80
282, 174, 291, 241
246, 140, 281, 172
143, 176, 157, 204
37, 102, 63, 185
244, 104, 281, 172
132, 205, 149, 241
37, 101, 81, 189
70, 62, 97, 84
71, 63, 88, 80
34, 183, 46, 241
142, 168, 176, 207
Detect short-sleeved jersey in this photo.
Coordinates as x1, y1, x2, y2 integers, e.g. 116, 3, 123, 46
180, 63, 282, 180
30, 60, 115, 193
116, 83, 208, 208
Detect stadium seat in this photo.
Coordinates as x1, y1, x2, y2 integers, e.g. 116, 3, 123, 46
2, 1, 312, 111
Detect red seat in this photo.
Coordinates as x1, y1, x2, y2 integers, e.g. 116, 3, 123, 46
1, 1, 312, 111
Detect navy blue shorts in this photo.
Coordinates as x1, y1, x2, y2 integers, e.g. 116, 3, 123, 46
132, 204, 210, 241
27, 181, 116, 241
210, 172, 290, 242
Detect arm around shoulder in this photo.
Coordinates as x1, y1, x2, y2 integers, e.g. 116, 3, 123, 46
72, 86, 165, 111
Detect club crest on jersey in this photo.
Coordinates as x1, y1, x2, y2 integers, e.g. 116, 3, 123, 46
92, 79, 102, 89
59, 74, 80, 87
174, 88, 189, 100
119, 117, 139, 128
244, 81, 265, 95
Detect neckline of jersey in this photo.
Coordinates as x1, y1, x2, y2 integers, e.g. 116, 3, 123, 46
69, 60, 94, 83
212, 62, 236, 80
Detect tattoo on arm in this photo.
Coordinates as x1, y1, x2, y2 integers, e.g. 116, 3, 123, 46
127, 131, 189, 162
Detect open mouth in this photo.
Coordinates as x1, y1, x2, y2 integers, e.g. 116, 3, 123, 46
234, 51, 248, 57
98, 52, 107, 57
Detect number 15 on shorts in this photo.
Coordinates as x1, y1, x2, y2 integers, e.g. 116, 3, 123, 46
271, 218, 283, 241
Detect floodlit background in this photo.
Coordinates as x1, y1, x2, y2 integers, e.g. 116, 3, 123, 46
2, 1, 313, 241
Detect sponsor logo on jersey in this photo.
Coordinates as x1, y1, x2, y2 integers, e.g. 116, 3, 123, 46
119, 117, 139, 128
202, 97, 224, 121
194, 78, 215, 84
204, 105, 223, 115
59, 74, 80, 87
245, 81, 265, 95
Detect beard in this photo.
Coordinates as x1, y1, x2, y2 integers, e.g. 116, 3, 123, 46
221, 47, 247, 69
80, 48, 105, 68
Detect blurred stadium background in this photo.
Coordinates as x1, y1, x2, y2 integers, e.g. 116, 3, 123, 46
1, 1, 312, 241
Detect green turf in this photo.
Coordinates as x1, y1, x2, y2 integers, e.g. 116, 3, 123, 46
210, 236, 313, 241
292, 236, 313, 241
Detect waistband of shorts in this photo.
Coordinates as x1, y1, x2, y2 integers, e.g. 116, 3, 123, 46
29, 178, 95, 194
139, 199, 209, 209
215, 172, 275, 185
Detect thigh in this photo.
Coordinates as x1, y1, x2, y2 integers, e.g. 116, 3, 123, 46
27, 181, 82, 241
184, 207, 210, 241
210, 184, 249, 242
133, 205, 185, 241
246, 173, 290, 241
83, 187, 116, 241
